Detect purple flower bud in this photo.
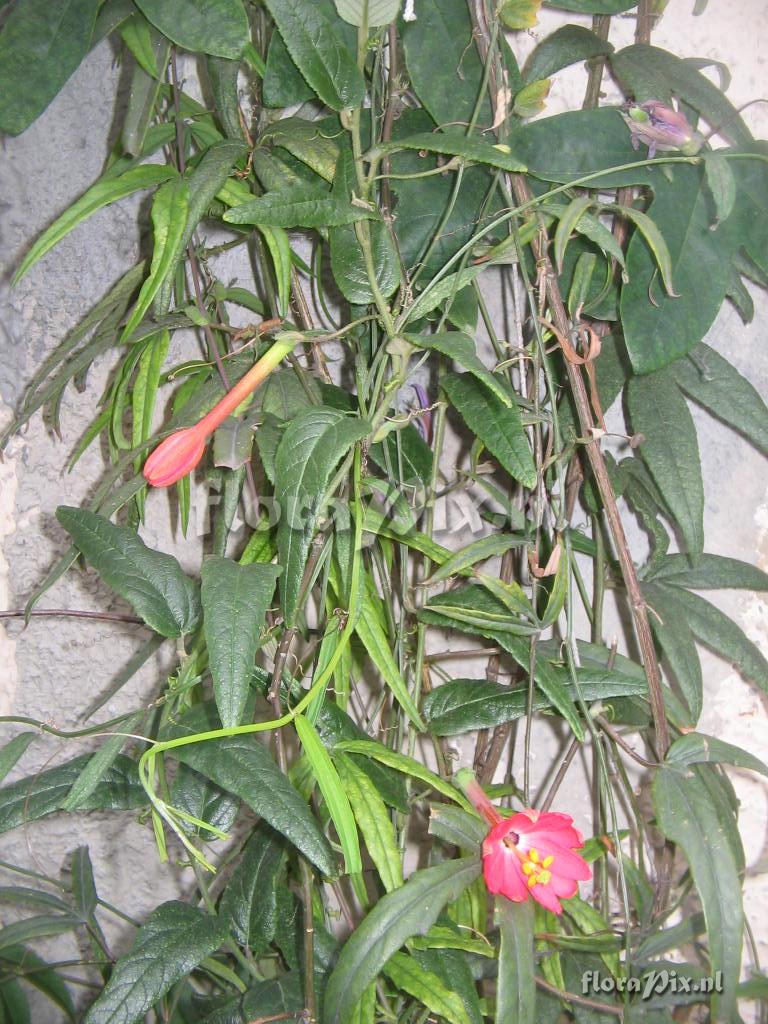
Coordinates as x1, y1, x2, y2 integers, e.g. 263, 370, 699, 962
411, 383, 432, 443
623, 100, 703, 159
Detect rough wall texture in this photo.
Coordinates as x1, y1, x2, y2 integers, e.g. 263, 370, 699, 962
0, 1, 767, 1019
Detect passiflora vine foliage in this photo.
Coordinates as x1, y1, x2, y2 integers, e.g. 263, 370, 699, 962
1, 1, 768, 1022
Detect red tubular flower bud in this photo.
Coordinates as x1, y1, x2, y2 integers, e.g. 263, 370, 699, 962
143, 426, 207, 488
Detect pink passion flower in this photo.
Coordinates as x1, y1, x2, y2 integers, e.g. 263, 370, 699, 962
456, 769, 591, 915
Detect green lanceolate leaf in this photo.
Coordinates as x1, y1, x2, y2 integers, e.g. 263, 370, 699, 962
354, 581, 425, 730
496, 897, 535, 1024
207, 55, 245, 139
442, 373, 536, 488
644, 552, 768, 592
335, 753, 402, 893
83, 901, 228, 1024
220, 824, 285, 951
615, 205, 677, 296
62, 711, 145, 811
262, 0, 364, 110
626, 369, 704, 557
424, 533, 526, 585
70, 845, 98, 921
672, 342, 768, 456
168, 728, 336, 876
295, 715, 362, 874
156, 139, 248, 311
334, 0, 400, 27
510, 108, 659, 188
422, 671, 645, 736
0, 945, 75, 1021
653, 766, 742, 1022
134, 0, 249, 58
0, 0, 99, 136
224, 188, 380, 228
523, 25, 614, 84
383, 952, 471, 1024
408, 333, 514, 408
645, 583, 768, 694
0, 733, 36, 784
201, 558, 281, 728
333, 739, 470, 810
666, 732, 768, 778
121, 177, 190, 341
428, 805, 486, 850
0, 915, 81, 954
324, 857, 482, 1024
275, 407, 369, 624
56, 507, 201, 637
621, 165, 733, 373
641, 582, 702, 722
14, 166, 176, 283
375, 131, 525, 172
0, 755, 145, 835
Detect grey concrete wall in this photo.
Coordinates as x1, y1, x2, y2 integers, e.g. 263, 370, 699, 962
1, 1, 767, 1019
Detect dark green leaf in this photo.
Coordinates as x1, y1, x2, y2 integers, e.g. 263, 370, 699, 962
156, 139, 248, 311
201, 558, 281, 728
121, 177, 190, 340
13, 166, 176, 283
262, 26, 315, 107
170, 764, 240, 842
134, 0, 249, 58
335, 753, 402, 893
83, 902, 228, 1024
402, 0, 490, 127
524, 25, 613, 84
56, 507, 201, 637
295, 715, 362, 873
641, 583, 702, 721
168, 727, 336, 876
672, 342, 768, 456
0, 915, 81, 953
220, 825, 284, 951
428, 805, 486, 850
223, 188, 380, 228
653, 766, 742, 1021
423, 672, 646, 736
621, 165, 733, 372
647, 584, 768, 694
510, 108, 659, 187
324, 857, 482, 1024
330, 219, 401, 305
0, 0, 99, 136
666, 732, 768, 778
626, 369, 703, 556
389, 110, 492, 278
70, 846, 98, 921
314, 703, 409, 813
62, 711, 144, 811
376, 131, 525, 172
495, 898, 535, 1024
645, 552, 768, 591
442, 373, 536, 488
0, 733, 36, 784
207, 56, 245, 139
262, 0, 364, 110
0, 946, 75, 1021
609, 44, 751, 146
0, 755, 145, 835
411, 947, 483, 1024
409, 333, 513, 408
383, 952, 471, 1024
275, 407, 369, 624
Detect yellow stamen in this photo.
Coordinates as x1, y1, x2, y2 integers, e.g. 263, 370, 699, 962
518, 846, 555, 889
